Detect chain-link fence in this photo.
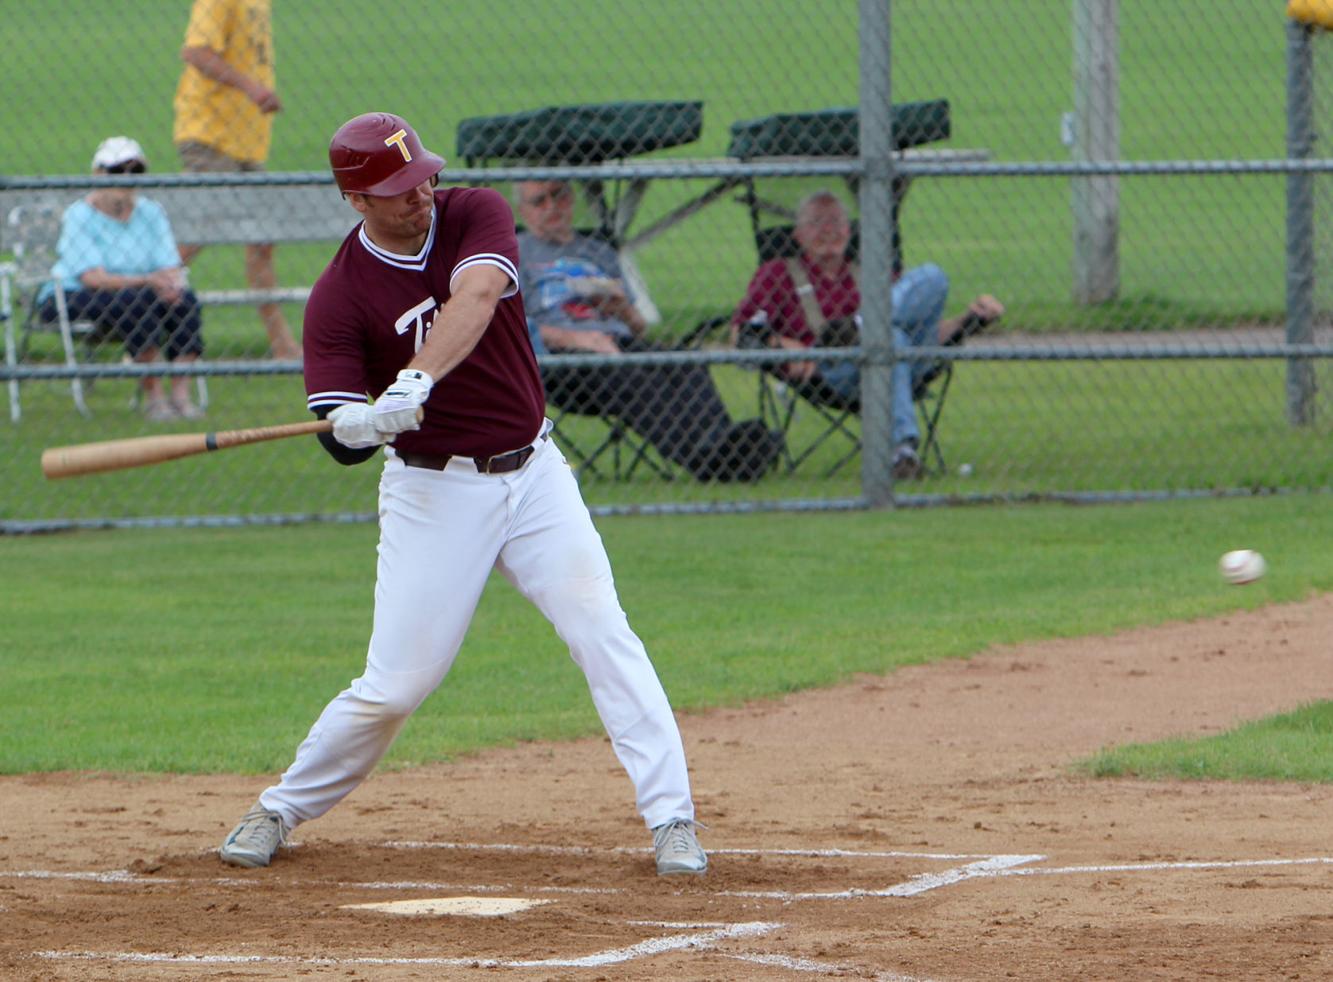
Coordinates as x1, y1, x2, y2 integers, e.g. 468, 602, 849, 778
2, 1, 1330, 531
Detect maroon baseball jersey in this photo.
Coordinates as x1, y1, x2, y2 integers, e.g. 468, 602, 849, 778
303, 187, 545, 458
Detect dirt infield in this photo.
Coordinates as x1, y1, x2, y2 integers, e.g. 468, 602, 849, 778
4, 594, 1332, 981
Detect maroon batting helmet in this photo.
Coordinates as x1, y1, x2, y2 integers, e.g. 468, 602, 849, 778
329, 112, 445, 196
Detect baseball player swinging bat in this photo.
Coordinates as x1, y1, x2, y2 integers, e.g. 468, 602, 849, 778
40, 420, 333, 480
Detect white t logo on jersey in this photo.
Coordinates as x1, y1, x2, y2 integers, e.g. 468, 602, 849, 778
394, 297, 437, 351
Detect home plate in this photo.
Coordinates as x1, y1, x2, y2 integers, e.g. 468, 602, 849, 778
341, 897, 552, 917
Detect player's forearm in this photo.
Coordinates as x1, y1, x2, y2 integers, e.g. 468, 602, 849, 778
406, 285, 503, 381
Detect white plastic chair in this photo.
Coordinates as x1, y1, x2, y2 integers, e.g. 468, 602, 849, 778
3, 202, 94, 420
2, 202, 208, 423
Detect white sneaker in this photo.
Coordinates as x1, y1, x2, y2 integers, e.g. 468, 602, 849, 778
653, 819, 708, 876
219, 803, 290, 868
171, 397, 205, 420
143, 398, 177, 422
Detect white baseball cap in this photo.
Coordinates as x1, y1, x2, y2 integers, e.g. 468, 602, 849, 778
91, 136, 147, 170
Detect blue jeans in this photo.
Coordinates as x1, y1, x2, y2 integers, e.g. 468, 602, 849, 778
819, 263, 949, 447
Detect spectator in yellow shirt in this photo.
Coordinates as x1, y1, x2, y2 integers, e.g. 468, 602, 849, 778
173, 0, 300, 360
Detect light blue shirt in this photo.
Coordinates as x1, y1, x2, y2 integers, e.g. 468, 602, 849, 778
526, 318, 549, 355
39, 197, 182, 303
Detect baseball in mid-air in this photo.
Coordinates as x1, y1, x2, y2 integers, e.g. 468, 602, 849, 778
1218, 549, 1266, 585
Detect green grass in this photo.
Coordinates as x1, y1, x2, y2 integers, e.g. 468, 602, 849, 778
3, 495, 1331, 774
2, 3, 1327, 786
1084, 702, 1333, 783
5, 354, 1329, 524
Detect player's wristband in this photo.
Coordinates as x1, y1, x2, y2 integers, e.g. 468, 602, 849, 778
396, 368, 434, 390
381, 369, 434, 406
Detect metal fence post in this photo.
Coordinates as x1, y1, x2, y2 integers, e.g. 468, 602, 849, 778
859, 0, 894, 506
1072, 0, 1120, 305
1286, 16, 1317, 427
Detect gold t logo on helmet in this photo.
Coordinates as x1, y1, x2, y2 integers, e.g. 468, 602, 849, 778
383, 129, 412, 162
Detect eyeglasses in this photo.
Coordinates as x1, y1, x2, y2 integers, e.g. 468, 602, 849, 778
104, 160, 146, 174
521, 185, 573, 208
799, 213, 849, 230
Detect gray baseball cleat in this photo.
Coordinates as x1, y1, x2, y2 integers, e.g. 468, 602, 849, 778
219, 803, 290, 868
653, 819, 708, 876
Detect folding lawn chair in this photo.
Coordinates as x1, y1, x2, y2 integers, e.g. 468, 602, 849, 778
736, 223, 954, 477
3, 201, 100, 420
721, 100, 962, 476
457, 100, 703, 326
458, 101, 706, 479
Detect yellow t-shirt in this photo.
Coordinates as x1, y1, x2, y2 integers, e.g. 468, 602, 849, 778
172, 0, 276, 163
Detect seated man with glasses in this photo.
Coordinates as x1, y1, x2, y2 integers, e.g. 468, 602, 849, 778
516, 180, 782, 482
38, 136, 206, 420
732, 189, 1003, 479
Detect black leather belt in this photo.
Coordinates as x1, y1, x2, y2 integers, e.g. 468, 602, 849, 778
399, 433, 547, 475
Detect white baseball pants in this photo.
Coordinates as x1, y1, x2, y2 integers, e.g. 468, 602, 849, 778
258, 432, 695, 830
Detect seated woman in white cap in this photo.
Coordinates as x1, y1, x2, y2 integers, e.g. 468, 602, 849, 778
38, 136, 205, 420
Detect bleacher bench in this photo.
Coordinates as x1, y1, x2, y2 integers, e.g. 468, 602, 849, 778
0, 183, 354, 308
1, 184, 356, 420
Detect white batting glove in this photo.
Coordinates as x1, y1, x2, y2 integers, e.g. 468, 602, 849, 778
328, 403, 389, 449
373, 369, 433, 434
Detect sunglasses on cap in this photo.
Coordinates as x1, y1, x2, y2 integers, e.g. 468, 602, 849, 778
104, 160, 146, 175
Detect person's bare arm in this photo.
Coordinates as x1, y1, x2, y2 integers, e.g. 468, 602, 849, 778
181, 46, 281, 113
79, 268, 148, 291
589, 284, 646, 336
367, 265, 513, 435
79, 267, 186, 303
539, 325, 621, 354
939, 294, 1005, 344
773, 334, 817, 381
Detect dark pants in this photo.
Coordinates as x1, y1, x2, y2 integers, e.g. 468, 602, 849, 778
41, 286, 204, 360
544, 337, 780, 482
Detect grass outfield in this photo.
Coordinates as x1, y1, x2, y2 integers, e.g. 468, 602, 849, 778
0, 1, 1289, 331
3, 495, 1331, 775
1084, 702, 1333, 783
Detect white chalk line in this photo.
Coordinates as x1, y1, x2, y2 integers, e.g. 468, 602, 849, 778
21, 852, 1333, 978
383, 839, 995, 860
13, 853, 1333, 904
989, 856, 1333, 877
726, 951, 937, 982
627, 920, 737, 928
719, 854, 1046, 900
36, 920, 781, 970
1, 868, 618, 896
5, 870, 146, 883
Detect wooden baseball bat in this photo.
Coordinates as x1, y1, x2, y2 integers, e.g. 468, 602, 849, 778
41, 419, 333, 480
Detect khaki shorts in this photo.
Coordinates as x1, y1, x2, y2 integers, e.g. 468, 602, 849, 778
176, 141, 265, 173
